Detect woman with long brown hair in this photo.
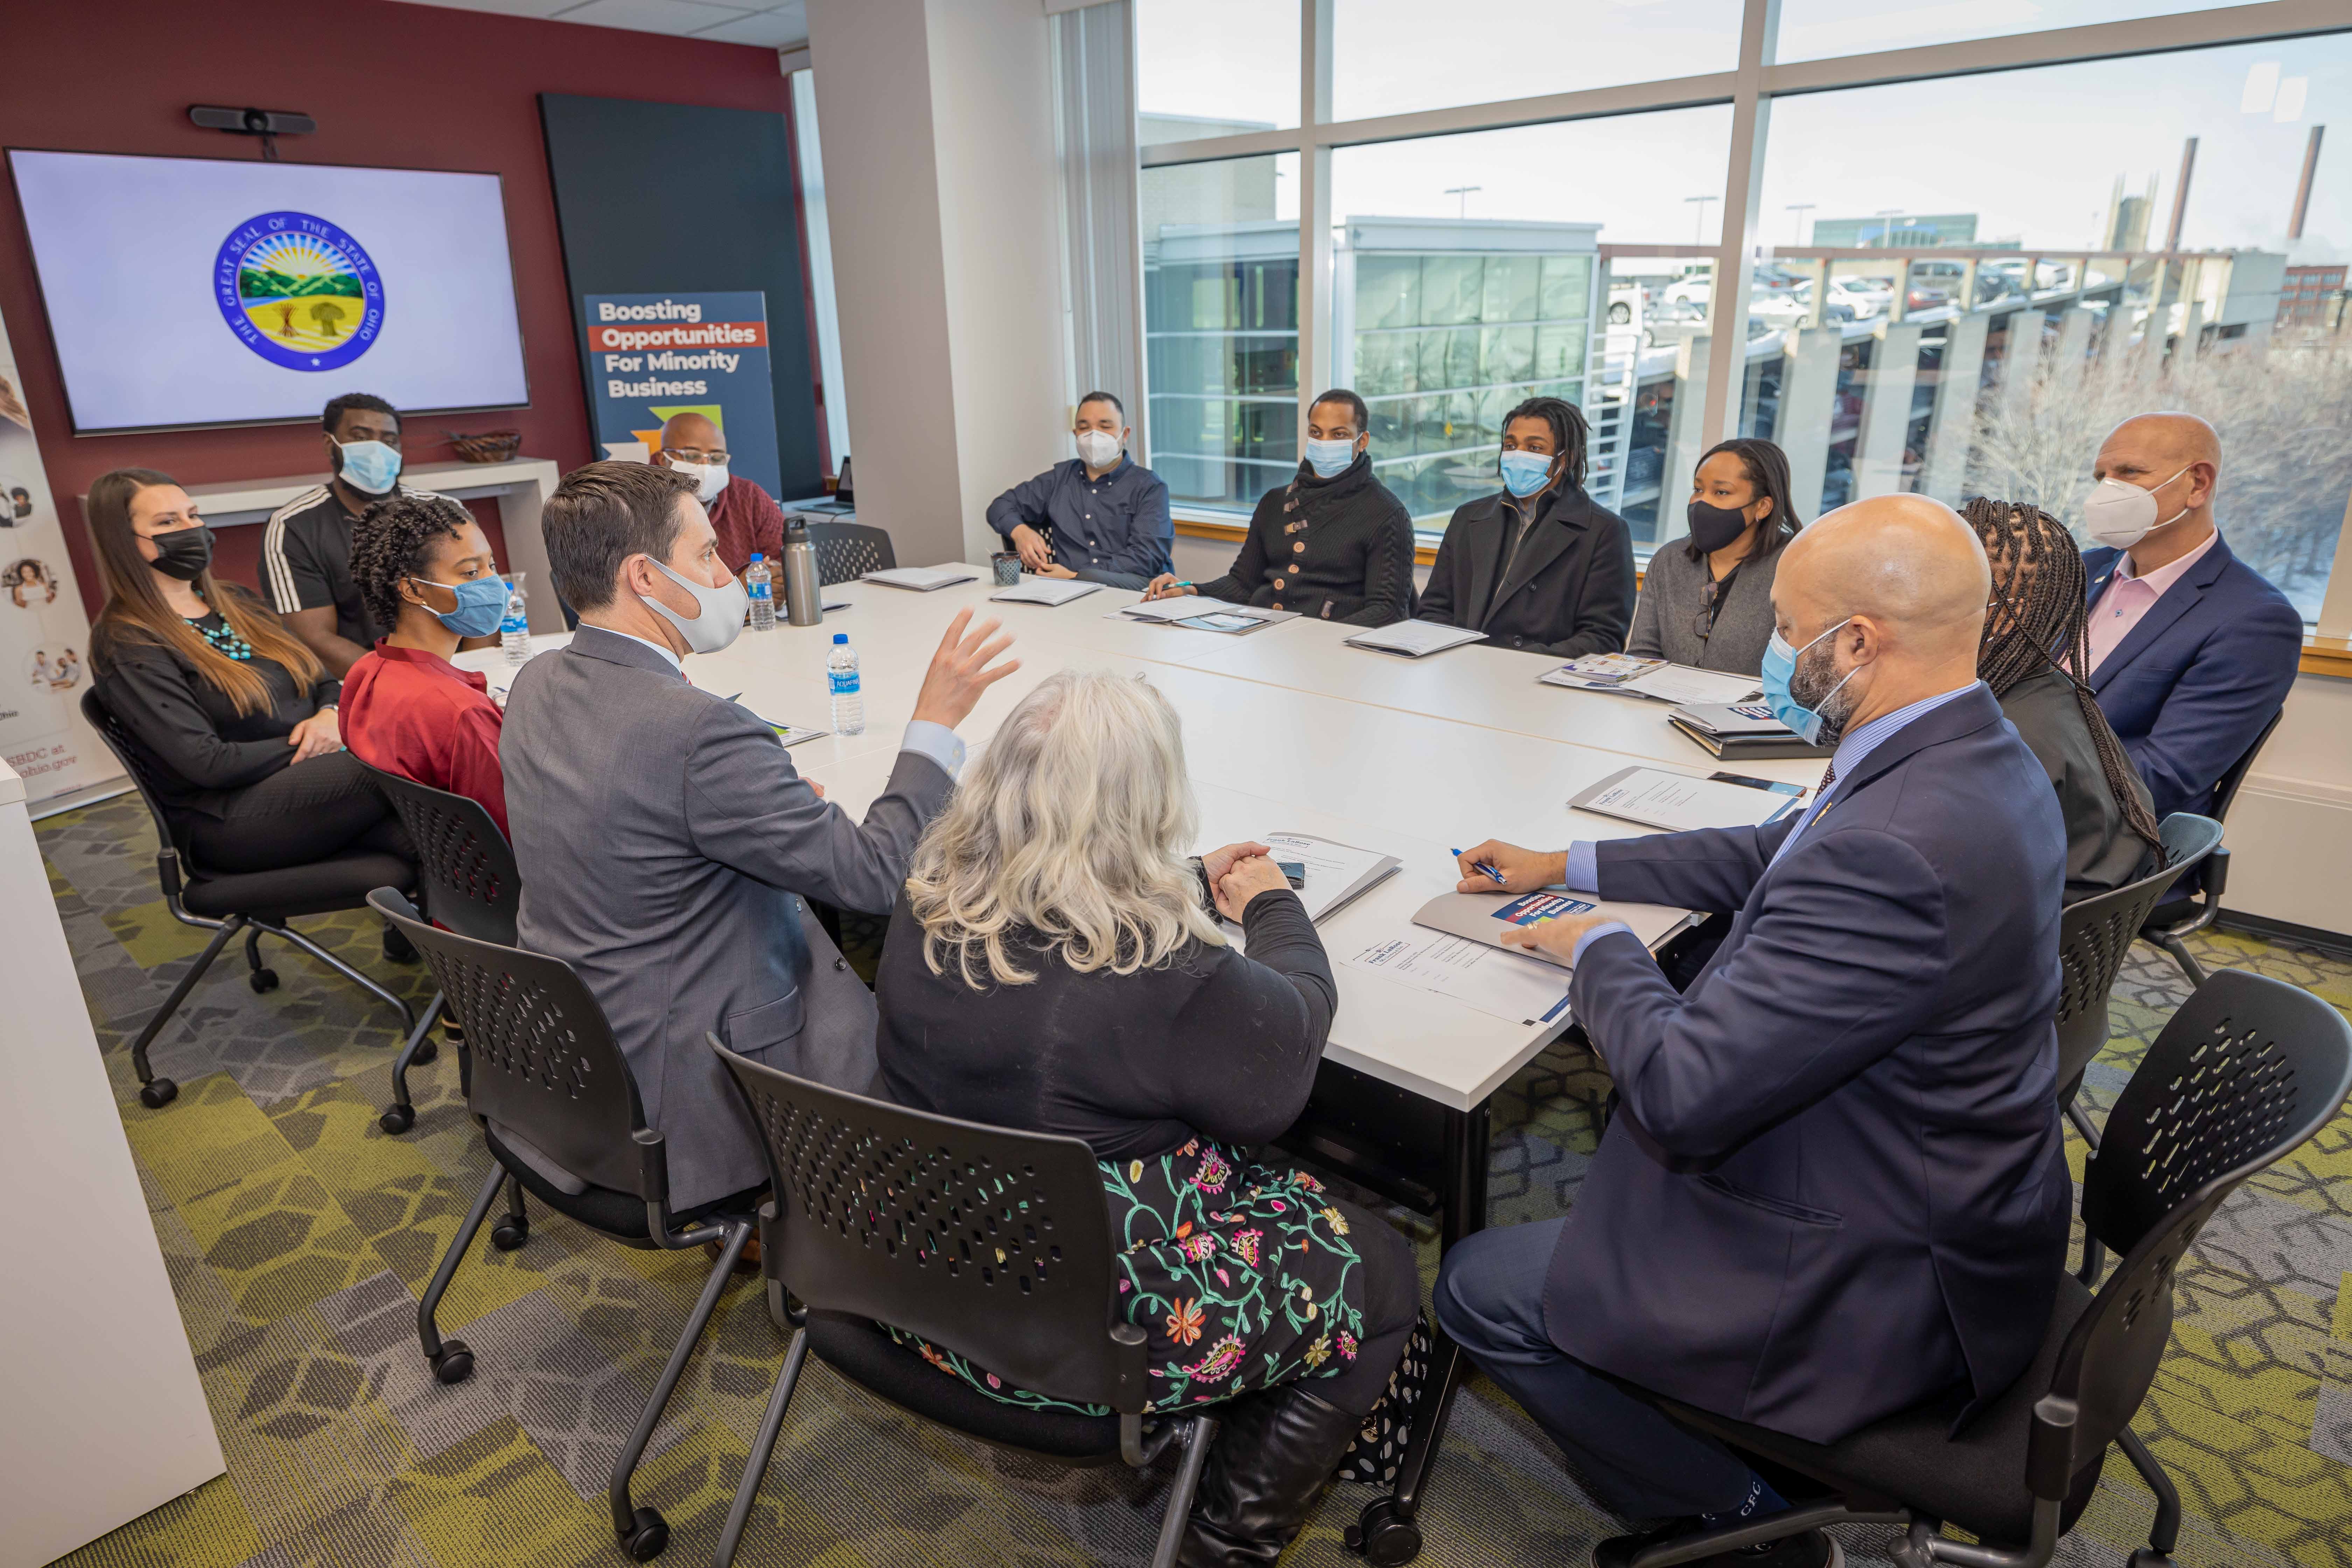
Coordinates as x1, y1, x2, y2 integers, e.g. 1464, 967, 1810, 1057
88, 468, 415, 908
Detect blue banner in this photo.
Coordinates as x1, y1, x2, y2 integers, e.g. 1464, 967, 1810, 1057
581, 290, 780, 499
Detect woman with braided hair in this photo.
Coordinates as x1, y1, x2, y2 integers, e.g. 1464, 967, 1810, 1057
1962, 497, 2163, 901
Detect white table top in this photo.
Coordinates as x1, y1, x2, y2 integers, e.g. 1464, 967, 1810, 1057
462, 578, 1817, 1111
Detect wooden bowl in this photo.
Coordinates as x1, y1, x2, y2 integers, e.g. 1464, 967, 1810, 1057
446, 429, 523, 464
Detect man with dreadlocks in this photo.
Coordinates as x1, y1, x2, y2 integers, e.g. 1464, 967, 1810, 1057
1965, 497, 2163, 901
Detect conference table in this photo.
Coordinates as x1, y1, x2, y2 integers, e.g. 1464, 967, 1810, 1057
463, 574, 1817, 1550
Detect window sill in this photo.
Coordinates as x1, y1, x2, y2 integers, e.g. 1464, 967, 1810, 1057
2301, 635, 2352, 679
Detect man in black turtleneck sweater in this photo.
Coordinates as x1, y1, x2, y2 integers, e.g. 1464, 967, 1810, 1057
1142, 388, 1417, 628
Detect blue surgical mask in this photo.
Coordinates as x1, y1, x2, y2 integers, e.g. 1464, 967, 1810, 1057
1498, 450, 1555, 498
336, 438, 402, 495
1759, 618, 1860, 747
1304, 438, 1358, 479
411, 575, 509, 639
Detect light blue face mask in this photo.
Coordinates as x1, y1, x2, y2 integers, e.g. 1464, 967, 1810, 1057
336, 438, 403, 495
1498, 449, 1555, 498
411, 574, 508, 639
1759, 617, 1860, 747
1303, 437, 1358, 479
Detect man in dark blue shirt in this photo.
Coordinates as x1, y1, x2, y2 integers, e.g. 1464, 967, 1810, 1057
985, 391, 1172, 590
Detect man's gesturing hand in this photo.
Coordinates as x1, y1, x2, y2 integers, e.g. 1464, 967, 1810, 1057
910, 608, 1019, 730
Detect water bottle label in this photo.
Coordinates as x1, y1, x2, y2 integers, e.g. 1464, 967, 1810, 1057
828, 670, 860, 696
748, 581, 772, 600
502, 614, 527, 633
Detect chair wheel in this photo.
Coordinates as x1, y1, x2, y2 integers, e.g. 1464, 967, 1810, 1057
1345, 1498, 1423, 1566
379, 1103, 415, 1135
248, 967, 279, 993
410, 1035, 439, 1066
429, 1340, 474, 1384
491, 1218, 529, 1252
139, 1078, 179, 1110
619, 1507, 669, 1561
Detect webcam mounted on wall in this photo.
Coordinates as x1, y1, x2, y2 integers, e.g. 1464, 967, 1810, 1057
188, 106, 317, 162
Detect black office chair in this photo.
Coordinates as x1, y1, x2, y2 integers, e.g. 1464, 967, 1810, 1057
354, 762, 522, 1135
2140, 710, 2281, 989
1596, 968, 2352, 1568
708, 1039, 1218, 1568
371, 890, 754, 1563
801, 520, 896, 586
81, 688, 416, 1109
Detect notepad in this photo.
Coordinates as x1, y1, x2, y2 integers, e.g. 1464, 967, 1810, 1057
990, 578, 1102, 606
1541, 657, 1762, 706
1259, 832, 1401, 922
1411, 889, 1693, 971
1569, 764, 1805, 833
863, 565, 979, 591
1344, 621, 1488, 657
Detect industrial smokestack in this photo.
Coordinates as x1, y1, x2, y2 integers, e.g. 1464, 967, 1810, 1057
2289, 125, 2325, 240
2165, 137, 2197, 250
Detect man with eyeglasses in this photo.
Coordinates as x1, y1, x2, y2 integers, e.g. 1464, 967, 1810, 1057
654, 410, 787, 577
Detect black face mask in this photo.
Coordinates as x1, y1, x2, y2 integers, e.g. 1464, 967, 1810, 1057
148, 525, 216, 581
1686, 499, 1753, 554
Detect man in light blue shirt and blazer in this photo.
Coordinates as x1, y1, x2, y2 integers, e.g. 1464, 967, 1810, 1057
502, 461, 1018, 1214
1440, 495, 2072, 1568
985, 391, 1172, 590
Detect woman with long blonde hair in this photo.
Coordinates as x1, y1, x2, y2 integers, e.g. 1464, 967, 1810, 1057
88, 468, 415, 912
875, 669, 1418, 1566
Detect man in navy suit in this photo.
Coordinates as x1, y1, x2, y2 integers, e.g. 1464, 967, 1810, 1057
1441, 496, 2072, 1568
2079, 412, 2301, 819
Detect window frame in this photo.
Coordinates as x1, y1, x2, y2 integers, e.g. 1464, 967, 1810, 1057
1132, 0, 2352, 645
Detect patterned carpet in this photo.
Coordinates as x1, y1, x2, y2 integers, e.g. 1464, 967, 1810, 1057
36, 790, 2352, 1568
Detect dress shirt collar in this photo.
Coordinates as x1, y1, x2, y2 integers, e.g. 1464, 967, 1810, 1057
2108, 526, 2219, 600
1077, 453, 1130, 484
1825, 680, 1982, 794
586, 622, 684, 671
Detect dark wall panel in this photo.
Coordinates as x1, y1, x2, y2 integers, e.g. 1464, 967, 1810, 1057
539, 93, 823, 503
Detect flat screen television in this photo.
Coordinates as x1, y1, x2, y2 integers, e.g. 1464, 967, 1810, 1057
8, 149, 530, 434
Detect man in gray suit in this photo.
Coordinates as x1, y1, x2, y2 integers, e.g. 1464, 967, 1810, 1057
501, 460, 1016, 1212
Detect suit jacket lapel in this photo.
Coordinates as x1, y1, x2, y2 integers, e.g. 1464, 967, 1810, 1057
1459, 499, 1505, 627
1489, 488, 1589, 625
2088, 536, 2231, 695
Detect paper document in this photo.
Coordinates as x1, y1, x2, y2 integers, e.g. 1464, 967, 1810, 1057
990, 578, 1102, 606
749, 713, 831, 747
864, 565, 979, 591
1345, 928, 1574, 1026
1251, 831, 1402, 922
1113, 597, 1215, 622
1541, 658, 1761, 706
1569, 765, 1805, 833
1413, 889, 1693, 971
1344, 621, 1488, 657
1670, 701, 1797, 737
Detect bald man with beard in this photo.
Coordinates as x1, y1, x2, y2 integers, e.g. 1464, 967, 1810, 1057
1437, 496, 2072, 1568
2080, 412, 2301, 820
654, 411, 788, 577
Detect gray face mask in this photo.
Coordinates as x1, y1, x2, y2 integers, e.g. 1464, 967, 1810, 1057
642, 556, 747, 654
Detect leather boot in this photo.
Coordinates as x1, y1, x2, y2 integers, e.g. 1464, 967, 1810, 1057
1177, 1382, 1364, 1566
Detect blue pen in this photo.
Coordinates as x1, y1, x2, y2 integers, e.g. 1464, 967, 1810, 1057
1452, 848, 1508, 886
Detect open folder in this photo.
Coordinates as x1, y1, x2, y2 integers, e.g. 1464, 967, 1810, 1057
1412, 889, 1693, 971
1260, 832, 1401, 923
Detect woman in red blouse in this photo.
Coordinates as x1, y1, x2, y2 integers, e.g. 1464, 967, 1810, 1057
341, 493, 511, 836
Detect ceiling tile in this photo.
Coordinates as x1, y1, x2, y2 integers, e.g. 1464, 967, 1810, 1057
545, 0, 754, 36
689, 4, 808, 48
386, 0, 582, 18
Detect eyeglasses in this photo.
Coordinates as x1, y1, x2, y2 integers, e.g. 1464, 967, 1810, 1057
1693, 577, 1727, 642
666, 449, 731, 466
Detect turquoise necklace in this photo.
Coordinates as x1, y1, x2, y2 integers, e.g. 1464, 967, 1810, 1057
188, 608, 253, 662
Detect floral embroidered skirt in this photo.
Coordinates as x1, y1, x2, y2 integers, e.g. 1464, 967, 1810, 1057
888, 1137, 1376, 1414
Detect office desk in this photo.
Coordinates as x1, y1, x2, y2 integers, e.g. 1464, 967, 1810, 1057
468, 575, 1813, 1548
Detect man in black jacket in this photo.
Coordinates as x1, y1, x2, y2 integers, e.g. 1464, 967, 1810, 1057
1416, 396, 1635, 658
1142, 388, 1416, 627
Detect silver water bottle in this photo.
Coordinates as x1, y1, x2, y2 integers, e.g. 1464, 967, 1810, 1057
782, 518, 822, 626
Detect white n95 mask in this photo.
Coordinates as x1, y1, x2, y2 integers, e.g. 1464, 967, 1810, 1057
667, 458, 727, 504
2081, 465, 2192, 550
1076, 430, 1122, 468
644, 557, 747, 654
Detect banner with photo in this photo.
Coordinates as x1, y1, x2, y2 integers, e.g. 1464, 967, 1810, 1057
0, 306, 115, 808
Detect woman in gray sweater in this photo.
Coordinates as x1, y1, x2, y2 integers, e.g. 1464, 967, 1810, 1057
1626, 438, 1801, 675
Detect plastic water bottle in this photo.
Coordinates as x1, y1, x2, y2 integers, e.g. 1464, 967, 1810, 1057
746, 554, 777, 632
500, 572, 531, 665
827, 632, 864, 735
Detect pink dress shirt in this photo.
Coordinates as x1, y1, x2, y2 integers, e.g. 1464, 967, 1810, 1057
2084, 528, 2220, 676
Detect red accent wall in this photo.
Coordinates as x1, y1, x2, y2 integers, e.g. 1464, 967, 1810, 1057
0, 0, 795, 618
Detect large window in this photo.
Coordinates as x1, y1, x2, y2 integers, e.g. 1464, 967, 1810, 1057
1142, 154, 1301, 511
1125, 3, 2352, 630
